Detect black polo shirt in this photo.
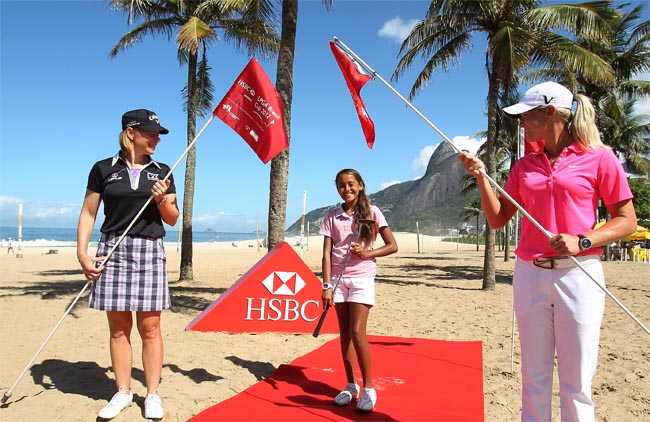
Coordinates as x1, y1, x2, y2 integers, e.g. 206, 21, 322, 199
87, 153, 176, 238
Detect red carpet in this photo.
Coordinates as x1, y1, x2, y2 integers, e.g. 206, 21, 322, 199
189, 336, 483, 421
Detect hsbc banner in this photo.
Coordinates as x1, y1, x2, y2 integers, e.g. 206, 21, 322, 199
186, 242, 339, 334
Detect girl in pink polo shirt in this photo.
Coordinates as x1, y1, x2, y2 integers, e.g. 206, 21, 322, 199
319, 168, 398, 413
459, 82, 636, 422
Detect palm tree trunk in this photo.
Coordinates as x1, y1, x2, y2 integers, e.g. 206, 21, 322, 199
267, 0, 298, 250
179, 52, 198, 281
481, 76, 499, 291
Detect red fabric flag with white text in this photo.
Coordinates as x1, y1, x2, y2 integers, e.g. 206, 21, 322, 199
214, 58, 288, 164
330, 41, 376, 149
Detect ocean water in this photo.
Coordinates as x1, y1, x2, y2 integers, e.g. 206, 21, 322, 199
0, 226, 263, 248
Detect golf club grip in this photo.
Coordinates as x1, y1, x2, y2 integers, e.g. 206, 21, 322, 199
312, 305, 330, 338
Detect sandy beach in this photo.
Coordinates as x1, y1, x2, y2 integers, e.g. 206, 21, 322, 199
0, 233, 648, 421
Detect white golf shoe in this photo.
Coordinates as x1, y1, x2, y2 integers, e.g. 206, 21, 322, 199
144, 392, 164, 420
356, 387, 377, 413
98, 389, 133, 419
333, 382, 360, 406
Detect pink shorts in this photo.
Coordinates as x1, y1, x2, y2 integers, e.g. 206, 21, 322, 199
332, 276, 375, 306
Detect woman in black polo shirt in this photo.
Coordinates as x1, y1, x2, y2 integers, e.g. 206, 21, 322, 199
77, 109, 179, 420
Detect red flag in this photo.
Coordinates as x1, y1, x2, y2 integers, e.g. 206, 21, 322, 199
214, 58, 288, 164
330, 41, 376, 149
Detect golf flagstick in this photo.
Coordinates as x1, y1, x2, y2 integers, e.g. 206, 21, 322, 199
313, 219, 375, 338
1, 116, 216, 404
333, 36, 650, 336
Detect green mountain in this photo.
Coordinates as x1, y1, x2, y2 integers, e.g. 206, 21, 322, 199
287, 143, 474, 236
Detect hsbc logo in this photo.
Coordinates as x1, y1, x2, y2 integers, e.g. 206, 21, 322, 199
261, 271, 305, 295
245, 270, 318, 322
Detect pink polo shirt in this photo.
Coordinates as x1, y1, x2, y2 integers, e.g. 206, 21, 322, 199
504, 142, 633, 261
319, 205, 389, 278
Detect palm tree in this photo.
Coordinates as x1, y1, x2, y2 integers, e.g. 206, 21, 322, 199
267, 0, 296, 250
527, 2, 650, 175
599, 95, 650, 175
570, 2, 650, 103
460, 139, 515, 260
460, 197, 483, 253
393, 0, 614, 290
267, 0, 333, 249
108, 0, 279, 280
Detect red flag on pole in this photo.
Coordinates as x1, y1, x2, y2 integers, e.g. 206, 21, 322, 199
214, 58, 288, 164
330, 41, 376, 149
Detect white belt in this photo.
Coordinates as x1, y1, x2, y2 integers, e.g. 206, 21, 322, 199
531, 254, 599, 269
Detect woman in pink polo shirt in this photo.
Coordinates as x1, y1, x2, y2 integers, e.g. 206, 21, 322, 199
320, 168, 398, 413
459, 82, 636, 422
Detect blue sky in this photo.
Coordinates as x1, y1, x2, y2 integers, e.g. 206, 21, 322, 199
1, 0, 648, 233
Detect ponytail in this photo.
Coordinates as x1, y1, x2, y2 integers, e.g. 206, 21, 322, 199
118, 130, 136, 164
568, 94, 605, 150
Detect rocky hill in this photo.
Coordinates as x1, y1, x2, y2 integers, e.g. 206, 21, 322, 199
287, 142, 474, 236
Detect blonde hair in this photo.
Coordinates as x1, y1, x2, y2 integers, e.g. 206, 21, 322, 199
552, 93, 604, 150
118, 129, 136, 163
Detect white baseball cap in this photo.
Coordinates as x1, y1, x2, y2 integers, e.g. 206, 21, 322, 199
503, 81, 574, 117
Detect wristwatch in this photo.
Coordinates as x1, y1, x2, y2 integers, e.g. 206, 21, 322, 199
578, 234, 592, 251
322, 283, 333, 290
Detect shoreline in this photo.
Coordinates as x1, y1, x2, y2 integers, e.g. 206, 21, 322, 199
0, 232, 447, 255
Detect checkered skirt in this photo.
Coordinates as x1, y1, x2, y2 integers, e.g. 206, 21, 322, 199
89, 233, 171, 311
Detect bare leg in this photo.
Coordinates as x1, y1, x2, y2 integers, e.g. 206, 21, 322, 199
106, 311, 134, 391
335, 303, 357, 383
137, 311, 163, 394
349, 303, 372, 388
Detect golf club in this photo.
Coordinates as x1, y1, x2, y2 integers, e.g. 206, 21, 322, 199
313, 218, 375, 338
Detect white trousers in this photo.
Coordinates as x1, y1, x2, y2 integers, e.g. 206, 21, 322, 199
513, 257, 605, 422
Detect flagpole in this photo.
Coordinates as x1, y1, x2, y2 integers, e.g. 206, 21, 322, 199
300, 190, 307, 258
16, 203, 23, 258
1, 116, 217, 404
332, 37, 649, 336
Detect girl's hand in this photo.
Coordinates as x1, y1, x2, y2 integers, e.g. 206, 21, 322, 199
350, 242, 366, 258
78, 255, 105, 282
321, 285, 334, 308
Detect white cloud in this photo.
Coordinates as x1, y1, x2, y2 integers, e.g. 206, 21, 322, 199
633, 71, 650, 117
411, 145, 439, 175
636, 100, 650, 116
380, 180, 401, 190
193, 212, 263, 232
378, 17, 419, 43
0, 197, 81, 228
452, 136, 485, 156
0, 195, 21, 207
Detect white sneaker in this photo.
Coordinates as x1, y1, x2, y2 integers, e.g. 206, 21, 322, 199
333, 382, 360, 406
356, 387, 377, 413
144, 393, 164, 420
98, 389, 133, 419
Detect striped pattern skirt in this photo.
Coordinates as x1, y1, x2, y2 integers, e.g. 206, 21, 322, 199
89, 233, 171, 312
